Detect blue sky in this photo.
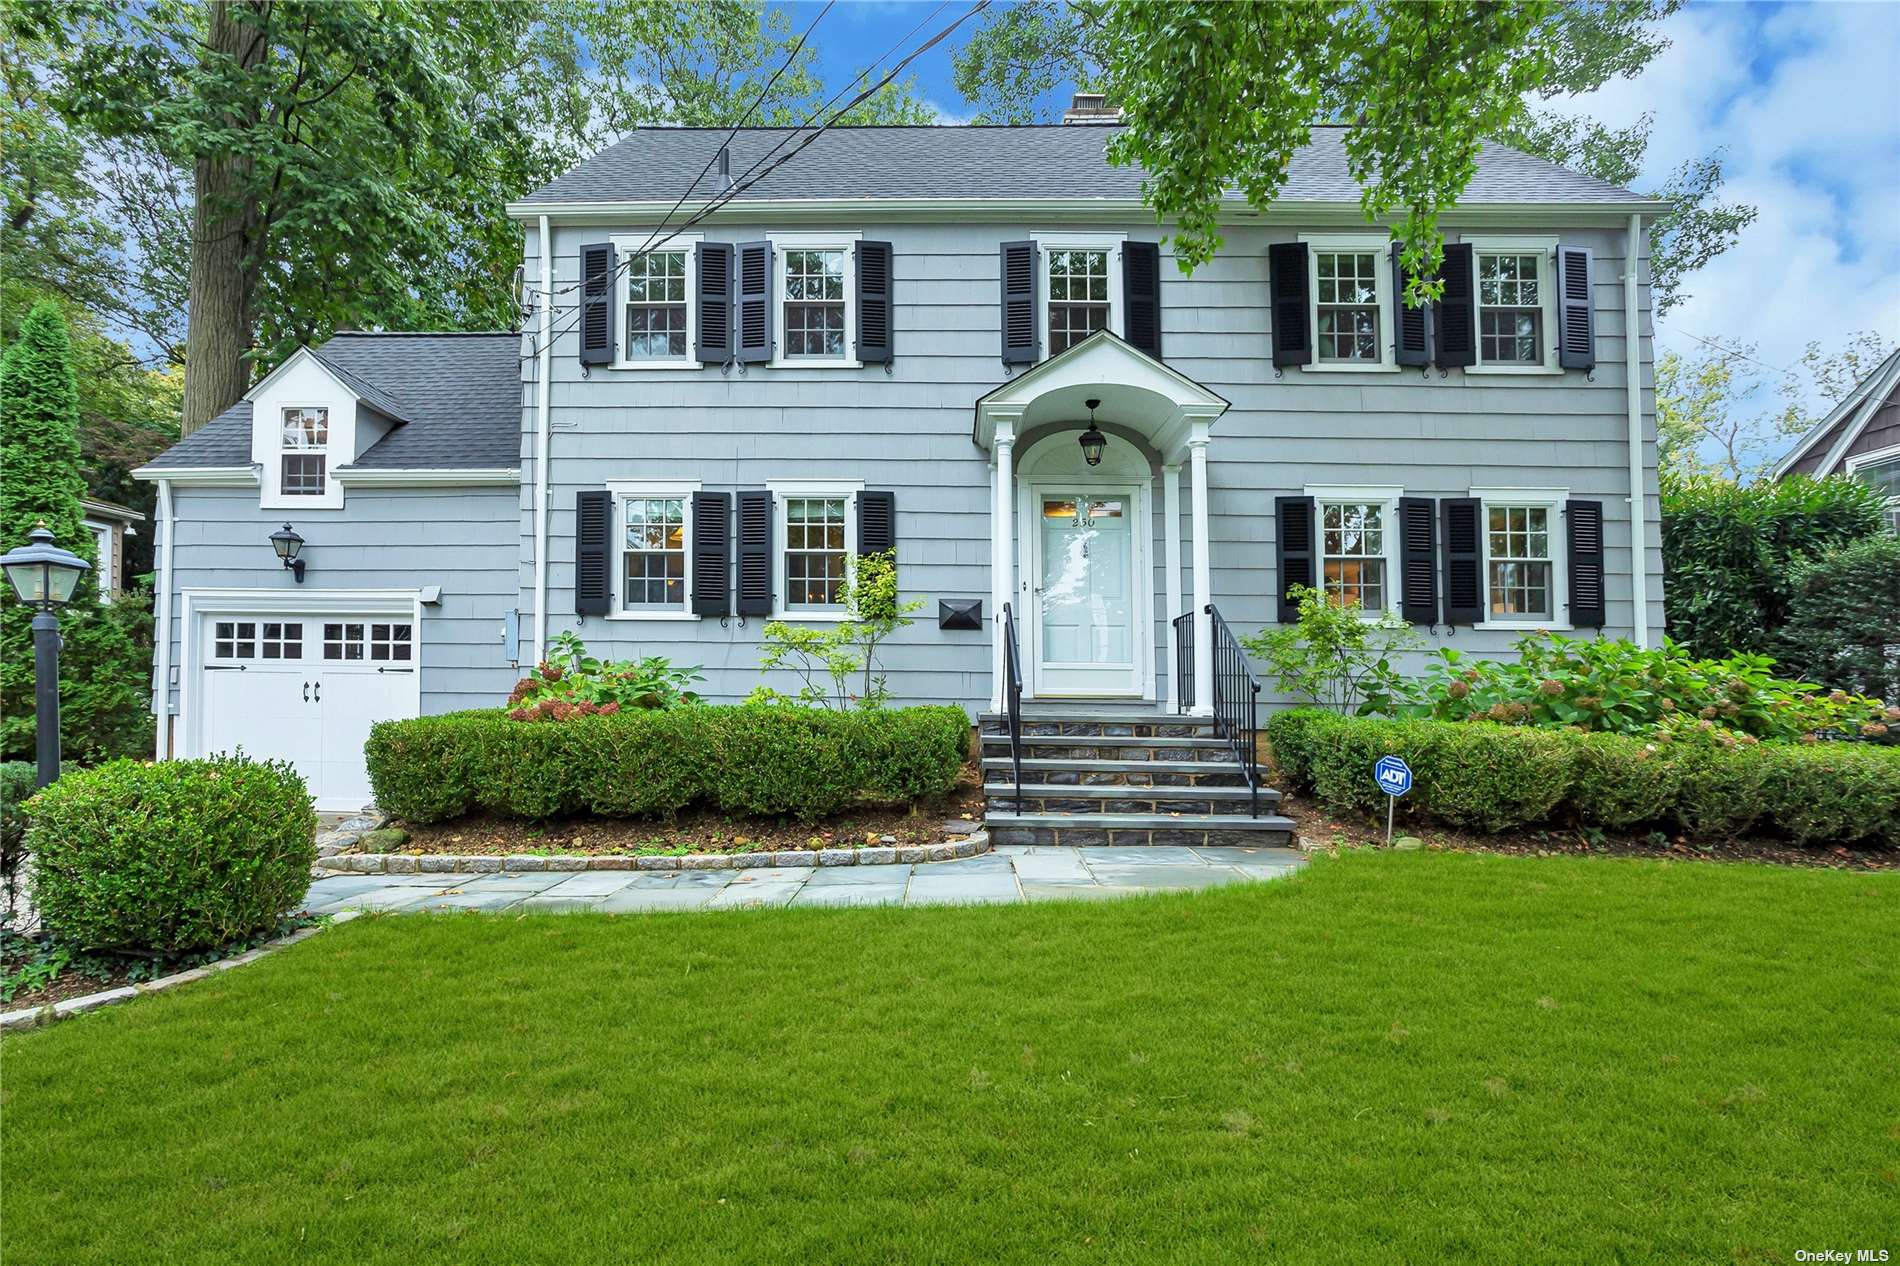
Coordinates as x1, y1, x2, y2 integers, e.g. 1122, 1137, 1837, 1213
777, 0, 1900, 435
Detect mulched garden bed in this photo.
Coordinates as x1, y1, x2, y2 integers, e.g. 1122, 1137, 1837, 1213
386, 766, 989, 858
2, 918, 315, 1012
1278, 791, 1898, 871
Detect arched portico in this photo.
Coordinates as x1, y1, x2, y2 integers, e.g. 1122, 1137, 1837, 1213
973, 331, 1229, 713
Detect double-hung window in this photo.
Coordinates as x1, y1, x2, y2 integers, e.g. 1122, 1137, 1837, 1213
1847, 449, 1900, 533
612, 234, 697, 367
1465, 237, 1559, 372
768, 234, 857, 365
768, 481, 860, 618
1308, 486, 1401, 616
281, 406, 329, 496
1034, 234, 1123, 359
606, 480, 699, 618
1472, 488, 1569, 625
1301, 235, 1393, 370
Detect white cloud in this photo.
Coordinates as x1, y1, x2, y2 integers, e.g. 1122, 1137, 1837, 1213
1547, 2, 1900, 432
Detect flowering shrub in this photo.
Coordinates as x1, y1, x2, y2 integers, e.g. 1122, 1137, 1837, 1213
1383, 633, 1892, 744
506, 632, 702, 720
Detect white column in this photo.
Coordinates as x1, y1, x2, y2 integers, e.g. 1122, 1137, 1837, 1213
1162, 463, 1183, 711
989, 416, 1017, 713
1188, 422, 1214, 716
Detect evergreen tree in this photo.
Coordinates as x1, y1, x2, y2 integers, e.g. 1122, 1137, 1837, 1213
1, 301, 149, 764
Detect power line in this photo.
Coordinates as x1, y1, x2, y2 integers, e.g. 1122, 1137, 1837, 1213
1659, 320, 1794, 378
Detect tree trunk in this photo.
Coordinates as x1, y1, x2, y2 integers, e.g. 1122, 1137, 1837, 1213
180, 0, 266, 435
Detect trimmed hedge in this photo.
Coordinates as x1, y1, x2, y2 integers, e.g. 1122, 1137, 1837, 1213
26, 754, 317, 953
365, 704, 971, 824
1266, 709, 1900, 847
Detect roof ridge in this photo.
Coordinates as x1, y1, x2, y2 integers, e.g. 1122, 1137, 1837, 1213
327, 329, 516, 337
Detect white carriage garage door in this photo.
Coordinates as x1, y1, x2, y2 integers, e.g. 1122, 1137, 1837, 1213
191, 604, 420, 812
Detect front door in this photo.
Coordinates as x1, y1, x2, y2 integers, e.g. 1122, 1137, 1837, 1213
1032, 488, 1141, 696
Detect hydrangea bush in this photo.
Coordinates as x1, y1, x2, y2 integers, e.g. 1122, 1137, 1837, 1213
506, 631, 702, 720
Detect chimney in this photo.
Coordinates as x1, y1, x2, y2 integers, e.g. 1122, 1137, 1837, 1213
1061, 92, 1121, 125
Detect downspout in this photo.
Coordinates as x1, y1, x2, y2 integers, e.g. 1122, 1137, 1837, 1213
1624, 213, 1650, 649
533, 214, 553, 665
152, 478, 174, 759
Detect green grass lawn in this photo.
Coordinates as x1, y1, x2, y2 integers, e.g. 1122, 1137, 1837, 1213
4, 853, 1895, 1264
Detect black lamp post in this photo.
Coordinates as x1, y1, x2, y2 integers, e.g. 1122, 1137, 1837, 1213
1, 524, 92, 787
1078, 398, 1107, 467
270, 523, 306, 582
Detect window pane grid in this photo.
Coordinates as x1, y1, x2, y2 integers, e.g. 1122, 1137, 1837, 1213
1319, 502, 1387, 612
259, 621, 302, 660
323, 622, 365, 661
1315, 252, 1379, 362
625, 250, 687, 359
282, 453, 326, 495
621, 496, 687, 608
1047, 248, 1109, 355
783, 250, 846, 358
1486, 505, 1552, 619
1478, 252, 1544, 365
369, 622, 412, 662
213, 620, 257, 659
785, 497, 847, 606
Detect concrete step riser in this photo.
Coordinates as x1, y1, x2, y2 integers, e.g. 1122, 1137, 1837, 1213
989, 825, 1294, 848
979, 742, 1235, 763
978, 720, 1214, 740
986, 794, 1269, 816
982, 768, 1247, 789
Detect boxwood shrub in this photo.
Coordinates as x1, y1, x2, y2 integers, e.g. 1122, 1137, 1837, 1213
365, 704, 971, 824
1266, 708, 1900, 847
27, 754, 317, 953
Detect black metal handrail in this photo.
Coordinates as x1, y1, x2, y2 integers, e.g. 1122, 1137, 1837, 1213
1205, 604, 1263, 816
1001, 601, 1024, 803
1170, 612, 1195, 714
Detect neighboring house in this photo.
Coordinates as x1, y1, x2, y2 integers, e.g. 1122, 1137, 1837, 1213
79, 497, 144, 602
1773, 347, 1900, 532
137, 105, 1666, 812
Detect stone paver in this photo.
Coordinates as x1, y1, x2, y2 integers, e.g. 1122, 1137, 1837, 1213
300, 847, 1304, 915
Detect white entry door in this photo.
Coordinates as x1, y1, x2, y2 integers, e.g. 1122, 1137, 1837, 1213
194, 612, 419, 811
1032, 488, 1142, 696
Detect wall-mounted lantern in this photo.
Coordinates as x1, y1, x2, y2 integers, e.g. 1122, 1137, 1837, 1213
270, 523, 306, 583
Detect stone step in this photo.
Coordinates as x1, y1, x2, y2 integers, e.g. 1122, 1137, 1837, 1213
977, 711, 1215, 740
979, 734, 1236, 761
981, 757, 1248, 787
984, 782, 1279, 816
985, 811, 1296, 848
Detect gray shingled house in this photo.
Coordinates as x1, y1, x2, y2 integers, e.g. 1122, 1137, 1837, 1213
136, 112, 1666, 838
1773, 347, 1900, 532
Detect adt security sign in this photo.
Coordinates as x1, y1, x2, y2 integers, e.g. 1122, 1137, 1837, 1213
1374, 756, 1413, 797
1374, 755, 1413, 842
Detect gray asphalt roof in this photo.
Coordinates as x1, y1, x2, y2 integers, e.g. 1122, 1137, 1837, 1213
141, 332, 521, 472
518, 124, 1646, 206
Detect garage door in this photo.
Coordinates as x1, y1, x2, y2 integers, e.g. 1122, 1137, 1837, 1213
196, 614, 419, 811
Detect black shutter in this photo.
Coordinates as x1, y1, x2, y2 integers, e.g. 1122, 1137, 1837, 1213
1000, 240, 1038, 363
735, 489, 773, 615
1268, 242, 1311, 367
1440, 497, 1483, 625
697, 242, 733, 364
579, 243, 615, 366
691, 491, 731, 617
1398, 496, 1438, 625
858, 490, 895, 556
856, 240, 893, 365
1567, 499, 1606, 627
1274, 495, 1316, 623
1557, 245, 1595, 370
1123, 240, 1162, 359
735, 240, 772, 364
1392, 244, 1433, 367
575, 489, 612, 615
1434, 243, 1475, 369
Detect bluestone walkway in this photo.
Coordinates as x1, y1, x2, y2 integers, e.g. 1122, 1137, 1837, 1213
299, 845, 1306, 915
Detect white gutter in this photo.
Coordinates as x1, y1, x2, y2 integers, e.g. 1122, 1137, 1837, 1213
152, 478, 174, 759
333, 467, 521, 488
532, 214, 553, 666
1625, 213, 1650, 649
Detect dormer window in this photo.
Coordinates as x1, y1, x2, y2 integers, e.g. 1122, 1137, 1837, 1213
281, 407, 328, 496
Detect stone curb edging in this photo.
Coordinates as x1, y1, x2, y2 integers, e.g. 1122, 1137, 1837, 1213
314, 811, 389, 860
0, 912, 362, 1035
313, 831, 992, 876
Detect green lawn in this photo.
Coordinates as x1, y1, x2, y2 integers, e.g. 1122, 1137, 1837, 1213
4, 853, 1895, 1264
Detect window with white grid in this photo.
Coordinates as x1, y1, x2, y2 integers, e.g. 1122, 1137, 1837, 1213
1486, 505, 1553, 620
784, 496, 848, 609
620, 495, 688, 611
1314, 251, 1381, 363
280, 407, 328, 496
322, 621, 366, 661
1319, 502, 1389, 613
369, 622, 412, 662
782, 249, 847, 359
624, 249, 687, 360
259, 621, 303, 660
213, 620, 257, 660
1047, 248, 1110, 355
1478, 251, 1545, 365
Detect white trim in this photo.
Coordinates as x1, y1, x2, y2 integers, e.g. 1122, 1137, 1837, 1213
1468, 489, 1573, 632
609, 231, 700, 369
769, 231, 862, 369
1304, 484, 1403, 619
766, 479, 863, 621
1463, 235, 1561, 375
533, 214, 553, 665
1623, 214, 1650, 647
132, 465, 260, 487
152, 478, 174, 756
1188, 422, 1213, 716
241, 347, 379, 414
1299, 232, 1398, 372
1162, 463, 1182, 710
1031, 232, 1126, 362
1773, 347, 1900, 477
264, 400, 344, 510
79, 497, 144, 524
1844, 442, 1900, 473
607, 479, 701, 621
333, 467, 520, 487
1019, 469, 1154, 702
